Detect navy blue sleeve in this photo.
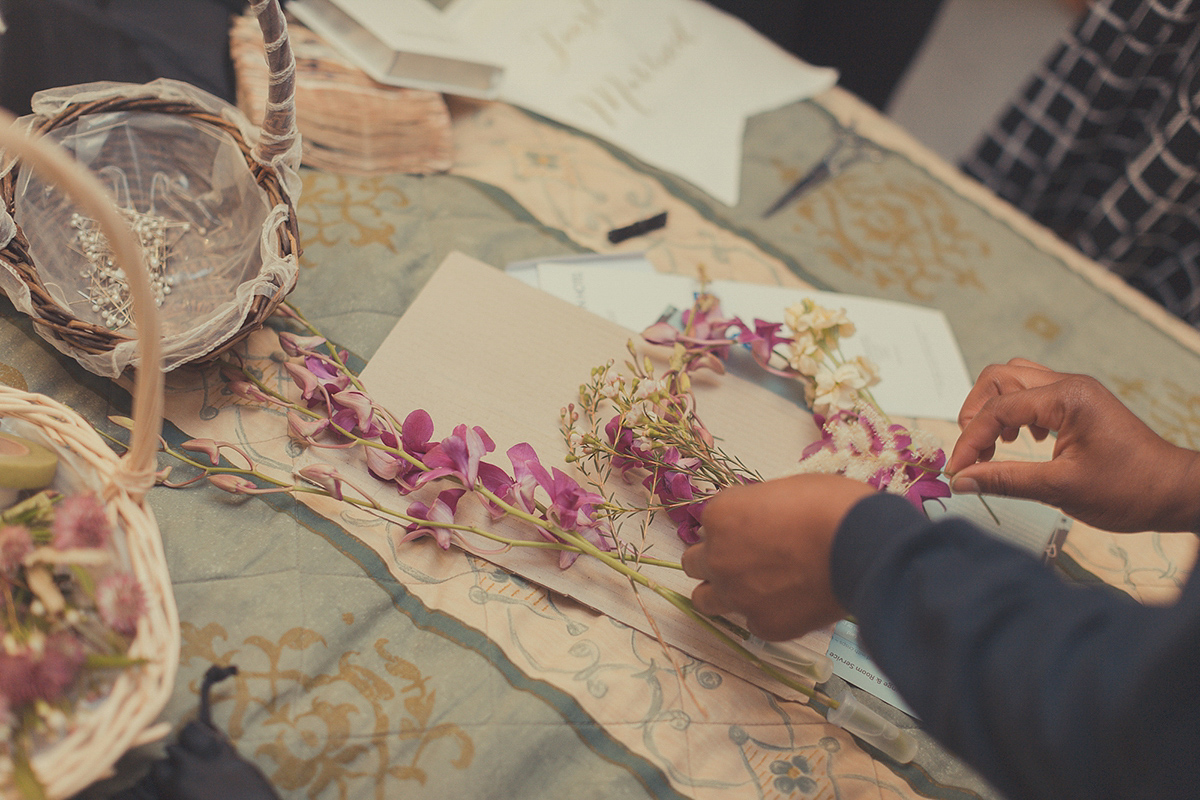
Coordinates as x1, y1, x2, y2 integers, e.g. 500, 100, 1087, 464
830, 492, 1200, 800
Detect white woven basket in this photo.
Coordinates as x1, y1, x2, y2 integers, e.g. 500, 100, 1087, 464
0, 108, 178, 798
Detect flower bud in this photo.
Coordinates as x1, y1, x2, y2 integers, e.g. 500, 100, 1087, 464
297, 464, 345, 500
208, 474, 259, 494
278, 331, 329, 357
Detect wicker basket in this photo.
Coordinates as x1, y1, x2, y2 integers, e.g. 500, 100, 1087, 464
0, 106, 178, 797
0, 0, 300, 378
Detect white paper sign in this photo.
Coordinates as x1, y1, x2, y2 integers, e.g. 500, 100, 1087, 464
299, 0, 838, 205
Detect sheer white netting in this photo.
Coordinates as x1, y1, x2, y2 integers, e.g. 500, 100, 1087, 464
0, 77, 300, 377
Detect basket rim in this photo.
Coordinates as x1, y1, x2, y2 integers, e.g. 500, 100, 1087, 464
0, 395, 180, 798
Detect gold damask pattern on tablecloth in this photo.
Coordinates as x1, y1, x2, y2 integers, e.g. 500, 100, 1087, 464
179, 622, 475, 795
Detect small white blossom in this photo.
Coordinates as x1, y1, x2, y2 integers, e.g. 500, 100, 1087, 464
786, 300, 855, 347
813, 362, 873, 416
786, 332, 824, 377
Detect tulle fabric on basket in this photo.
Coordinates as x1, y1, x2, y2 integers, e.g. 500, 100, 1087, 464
0, 0, 301, 378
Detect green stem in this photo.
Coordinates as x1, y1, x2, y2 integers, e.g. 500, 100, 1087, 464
11, 733, 47, 800
474, 484, 832, 702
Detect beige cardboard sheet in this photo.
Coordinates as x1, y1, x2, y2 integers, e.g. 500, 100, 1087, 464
350, 251, 829, 697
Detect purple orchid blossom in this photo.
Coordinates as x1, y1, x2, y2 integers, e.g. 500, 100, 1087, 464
507, 443, 613, 567
366, 409, 437, 492
604, 415, 652, 480
639, 447, 709, 544
399, 489, 466, 550
639, 294, 755, 374
733, 320, 802, 378
305, 351, 352, 388
329, 390, 383, 438
417, 423, 496, 490
283, 362, 325, 405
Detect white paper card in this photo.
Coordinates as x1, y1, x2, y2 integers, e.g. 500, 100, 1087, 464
535, 263, 696, 330
506, 250, 656, 288
509, 261, 974, 420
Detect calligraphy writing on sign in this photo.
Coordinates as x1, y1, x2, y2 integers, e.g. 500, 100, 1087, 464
572, 14, 697, 127
535, 0, 606, 70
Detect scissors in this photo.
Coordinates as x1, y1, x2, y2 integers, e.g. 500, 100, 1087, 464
761, 126, 886, 218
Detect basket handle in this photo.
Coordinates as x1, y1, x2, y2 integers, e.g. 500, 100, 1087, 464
251, 0, 298, 166
0, 110, 164, 485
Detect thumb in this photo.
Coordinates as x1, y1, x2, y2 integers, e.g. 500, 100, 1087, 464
950, 460, 1053, 504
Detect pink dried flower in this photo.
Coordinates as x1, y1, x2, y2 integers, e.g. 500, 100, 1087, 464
0, 524, 33, 575
96, 572, 144, 636
51, 492, 111, 550
208, 474, 260, 494
0, 632, 86, 707
304, 352, 352, 393
0, 648, 37, 706
283, 362, 325, 404
287, 410, 330, 441
506, 443, 613, 567
417, 423, 497, 490
640, 294, 752, 373
297, 464, 346, 500
278, 331, 328, 357
329, 390, 382, 438
180, 438, 223, 466
227, 380, 273, 404
369, 410, 449, 494
33, 632, 87, 703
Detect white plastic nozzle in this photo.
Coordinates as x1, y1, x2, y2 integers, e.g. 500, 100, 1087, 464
747, 636, 835, 683
826, 686, 918, 764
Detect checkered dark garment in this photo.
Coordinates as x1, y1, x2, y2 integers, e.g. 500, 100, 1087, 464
961, 0, 1200, 325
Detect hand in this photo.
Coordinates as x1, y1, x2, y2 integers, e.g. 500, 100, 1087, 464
681, 474, 876, 641
949, 358, 1200, 532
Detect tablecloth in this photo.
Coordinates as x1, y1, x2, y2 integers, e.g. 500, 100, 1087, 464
3, 87, 1197, 800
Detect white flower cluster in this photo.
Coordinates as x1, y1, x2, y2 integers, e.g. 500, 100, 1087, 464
795, 401, 944, 498
784, 299, 880, 416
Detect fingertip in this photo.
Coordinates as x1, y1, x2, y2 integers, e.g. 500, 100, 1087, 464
950, 474, 981, 494
690, 582, 729, 618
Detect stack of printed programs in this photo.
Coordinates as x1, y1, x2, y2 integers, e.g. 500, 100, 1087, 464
230, 12, 454, 175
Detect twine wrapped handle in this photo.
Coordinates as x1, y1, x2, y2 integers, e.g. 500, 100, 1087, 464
0, 109, 164, 495
252, 0, 298, 167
